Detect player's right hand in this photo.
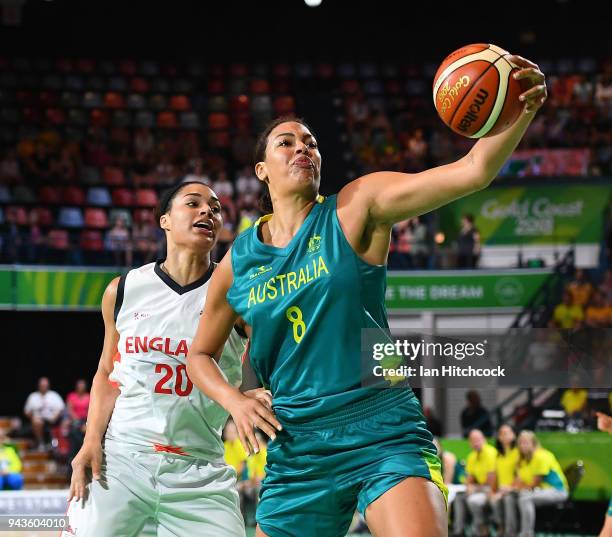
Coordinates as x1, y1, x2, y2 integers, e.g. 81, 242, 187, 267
227, 391, 282, 455
68, 440, 103, 502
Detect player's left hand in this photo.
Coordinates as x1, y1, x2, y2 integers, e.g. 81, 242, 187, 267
243, 387, 273, 410
507, 55, 547, 114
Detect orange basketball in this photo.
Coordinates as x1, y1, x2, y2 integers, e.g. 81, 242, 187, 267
433, 43, 528, 138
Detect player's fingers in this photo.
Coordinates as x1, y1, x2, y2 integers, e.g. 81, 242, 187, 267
245, 426, 260, 454
254, 404, 283, 432
507, 55, 539, 69
513, 68, 544, 83
253, 416, 277, 441
254, 391, 273, 409
91, 453, 102, 481
519, 84, 546, 102
237, 425, 252, 456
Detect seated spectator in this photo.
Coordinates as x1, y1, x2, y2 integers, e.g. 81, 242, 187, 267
461, 390, 493, 438
507, 431, 568, 537
490, 424, 520, 537
241, 431, 267, 525
410, 216, 430, 269
236, 166, 261, 195
601, 270, 612, 304
432, 437, 461, 486
223, 419, 247, 479
456, 214, 480, 269
560, 385, 589, 419
23, 377, 65, 451
452, 429, 497, 537
584, 290, 612, 327
66, 379, 90, 464
213, 170, 234, 198
0, 148, 21, 181
105, 217, 133, 267
0, 428, 23, 490
132, 212, 158, 266
552, 290, 584, 330
182, 157, 210, 184
566, 268, 593, 307
390, 219, 413, 269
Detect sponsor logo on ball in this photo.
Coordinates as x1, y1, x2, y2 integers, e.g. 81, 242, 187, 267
457, 88, 489, 132
439, 75, 470, 114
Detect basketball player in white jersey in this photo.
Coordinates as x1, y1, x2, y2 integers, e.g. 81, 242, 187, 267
63, 181, 273, 537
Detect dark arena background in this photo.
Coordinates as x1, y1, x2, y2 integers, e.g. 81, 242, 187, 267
0, 0, 610, 535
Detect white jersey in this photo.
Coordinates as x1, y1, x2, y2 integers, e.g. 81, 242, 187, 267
105, 261, 245, 461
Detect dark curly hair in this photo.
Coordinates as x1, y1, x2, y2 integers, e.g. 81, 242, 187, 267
253, 116, 316, 213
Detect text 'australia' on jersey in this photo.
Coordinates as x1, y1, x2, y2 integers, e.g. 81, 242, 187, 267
227, 195, 411, 424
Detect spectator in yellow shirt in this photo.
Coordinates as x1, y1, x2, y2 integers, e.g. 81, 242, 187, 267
490, 424, 519, 537
223, 419, 247, 480
560, 387, 589, 419
566, 269, 593, 307
507, 431, 568, 537
552, 291, 584, 330
241, 430, 268, 524
584, 290, 612, 328
452, 429, 497, 537
0, 428, 24, 490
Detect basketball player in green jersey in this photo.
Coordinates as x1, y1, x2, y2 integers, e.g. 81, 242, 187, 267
186, 55, 546, 537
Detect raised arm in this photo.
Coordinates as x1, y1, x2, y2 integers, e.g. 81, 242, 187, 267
337, 56, 546, 264
186, 251, 281, 455
69, 278, 121, 501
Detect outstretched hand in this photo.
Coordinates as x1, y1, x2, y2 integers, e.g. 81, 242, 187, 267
507, 55, 547, 114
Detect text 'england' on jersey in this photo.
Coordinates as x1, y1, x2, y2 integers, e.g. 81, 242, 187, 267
107, 262, 245, 461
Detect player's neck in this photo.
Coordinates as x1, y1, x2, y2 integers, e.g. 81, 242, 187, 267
265, 195, 316, 247
162, 250, 211, 287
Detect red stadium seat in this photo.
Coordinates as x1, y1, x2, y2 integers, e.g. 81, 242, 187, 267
130, 77, 149, 92
32, 207, 54, 226
76, 59, 95, 74
6, 206, 27, 225
84, 208, 109, 229
272, 63, 291, 78
102, 166, 125, 186
39, 186, 62, 204
79, 230, 104, 251
341, 79, 360, 94
230, 95, 250, 115
112, 188, 134, 207
207, 112, 229, 130
169, 95, 191, 111
230, 63, 249, 78
250, 79, 271, 95
48, 229, 70, 250
271, 79, 291, 94
90, 109, 109, 127
134, 189, 158, 207
38, 91, 59, 107
118, 60, 137, 76
273, 95, 296, 116
133, 208, 153, 224
62, 186, 86, 205
104, 92, 126, 109
157, 111, 178, 128
208, 131, 230, 149
45, 107, 65, 125
207, 79, 225, 94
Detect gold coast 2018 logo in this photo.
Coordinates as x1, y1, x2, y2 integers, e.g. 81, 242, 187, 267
438, 75, 470, 114
306, 234, 321, 254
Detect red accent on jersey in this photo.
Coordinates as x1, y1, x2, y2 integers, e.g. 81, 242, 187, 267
124, 336, 189, 357
108, 351, 121, 389
241, 339, 250, 364
153, 443, 188, 456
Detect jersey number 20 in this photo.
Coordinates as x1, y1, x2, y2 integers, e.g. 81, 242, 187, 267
154, 364, 193, 396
